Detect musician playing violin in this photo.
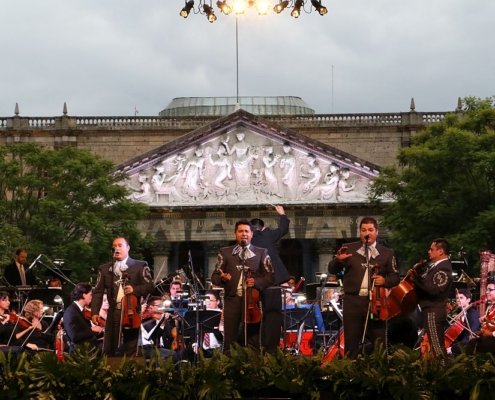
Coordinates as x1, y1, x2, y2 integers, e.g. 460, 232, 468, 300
91, 236, 154, 356
413, 238, 453, 359
466, 281, 495, 355
447, 288, 480, 355
63, 282, 103, 353
11, 299, 54, 351
328, 217, 399, 359
211, 219, 274, 354
0, 291, 15, 344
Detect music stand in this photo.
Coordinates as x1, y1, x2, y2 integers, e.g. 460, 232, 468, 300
283, 308, 315, 331
306, 282, 340, 301
182, 310, 222, 348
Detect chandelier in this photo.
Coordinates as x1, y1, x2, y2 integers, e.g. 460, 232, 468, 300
179, 0, 328, 22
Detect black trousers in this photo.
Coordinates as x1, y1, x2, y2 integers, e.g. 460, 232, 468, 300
422, 305, 447, 358
343, 295, 387, 359
261, 286, 283, 354
223, 295, 261, 354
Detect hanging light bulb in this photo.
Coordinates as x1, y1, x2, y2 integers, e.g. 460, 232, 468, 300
273, 0, 289, 14
180, 0, 195, 18
311, 0, 328, 16
216, 0, 232, 15
255, 0, 270, 15
203, 4, 217, 22
291, 0, 304, 18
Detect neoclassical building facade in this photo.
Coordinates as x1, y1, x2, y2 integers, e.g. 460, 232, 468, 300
0, 96, 456, 287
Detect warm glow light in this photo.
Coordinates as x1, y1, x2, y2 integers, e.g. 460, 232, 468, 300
232, 0, 248, 14
255, 0, 270, 15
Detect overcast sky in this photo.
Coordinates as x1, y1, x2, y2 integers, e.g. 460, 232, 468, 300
1, 0, 494, 116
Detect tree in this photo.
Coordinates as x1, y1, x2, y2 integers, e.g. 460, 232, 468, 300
0, 143, 151, 283
370, 96, 495, 275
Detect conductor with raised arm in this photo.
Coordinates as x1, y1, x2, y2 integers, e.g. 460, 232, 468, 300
250, 205, 290, 353
91, 237, 154, 356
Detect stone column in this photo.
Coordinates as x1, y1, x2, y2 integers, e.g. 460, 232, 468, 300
152, 242, 172, 283
205, 241, 224, 287
315, 238, 338, 274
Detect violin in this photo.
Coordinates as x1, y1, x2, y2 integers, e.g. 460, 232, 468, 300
244, 268, 262, 324
120, 273, 142, 329
84, 306, 105, 327
370, 265, 389, 321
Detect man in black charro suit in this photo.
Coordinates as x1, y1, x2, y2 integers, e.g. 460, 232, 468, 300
91, 237, 154, 356
328, 217, 399, 359
211, 219, 273, 354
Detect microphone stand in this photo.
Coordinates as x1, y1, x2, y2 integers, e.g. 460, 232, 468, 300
360, 238, 373, 354
188, 250, 202, 363
37, 255, 76, 287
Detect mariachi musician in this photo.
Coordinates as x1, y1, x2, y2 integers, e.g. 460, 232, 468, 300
328, 217, 399, 359
211, 219, 273, 354
413, 238, 453, 359
466, 280, 495, 354
91, 237, 154, 356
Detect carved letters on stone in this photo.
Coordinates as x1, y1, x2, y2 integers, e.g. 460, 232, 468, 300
123, 128, 375, 207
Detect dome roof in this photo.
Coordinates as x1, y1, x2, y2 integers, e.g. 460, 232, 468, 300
159, 96, 315, 117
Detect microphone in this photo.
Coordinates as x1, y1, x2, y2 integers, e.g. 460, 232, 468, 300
364, 234, 370, 243
26, 254, 43, 272
240, 239, 248, 247
111, 247, 117, 255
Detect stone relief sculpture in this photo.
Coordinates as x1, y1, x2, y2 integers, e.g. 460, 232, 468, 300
298, 154, 322, 199
222, 131, 258, 193
279, 143, 297, 197
261, 146, 281, 197
207, 145, 232, 196
151, 165, 182, 202
128, 174, 152, 202
122, 128, 375, 206
182, 147, 207, 200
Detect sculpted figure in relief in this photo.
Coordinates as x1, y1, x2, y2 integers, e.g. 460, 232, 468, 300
128, 174, 152, 202
279, 143, 297, 198
207, 145, 232, 196
151, 165, 182, 203
261, 146, 281, 197
298, 154, 322, 199
182, 147, 208, 200
222, 132, 258, 192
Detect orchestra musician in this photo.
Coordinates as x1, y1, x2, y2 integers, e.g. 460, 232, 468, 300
446, 288, 480, 355
91, 236, 154, 356
466, 281, 495, 354
3, 248, 37, 286
140, 296, 186, 362
10, 299, 54, 351
63, 282, 103, 353
0, 291, 15, 345
211, 219, 274, 354
328, 217, 399, 359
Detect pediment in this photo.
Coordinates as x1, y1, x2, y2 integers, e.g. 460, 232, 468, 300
116, 109, 383, 207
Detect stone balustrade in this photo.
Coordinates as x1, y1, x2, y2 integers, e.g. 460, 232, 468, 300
0, 111, 449, 131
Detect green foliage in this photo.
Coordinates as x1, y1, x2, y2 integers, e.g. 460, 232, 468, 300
370, 97, 495, 271
1, 345, 495, 399
0, 143, 151, 282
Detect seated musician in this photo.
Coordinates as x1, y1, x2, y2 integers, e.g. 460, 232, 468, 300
192, 290, 223, 356
447, 288, 480, 355
167, 280, 189, 313
140, 296, 188, 362
63, 282, 104, 353
466, 281, 495, 355
11, 299, 54, 351
0, 291, 15, 345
